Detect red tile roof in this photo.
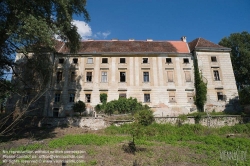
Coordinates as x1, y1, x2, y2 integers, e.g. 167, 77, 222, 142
188, 38, 228, 52
56, 40, 190, 54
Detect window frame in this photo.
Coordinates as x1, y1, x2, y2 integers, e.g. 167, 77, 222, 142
85, 94, 91, 103
54, 93, 61, 103
211, 56, 217, 62
73, 58, 78, 64
166, 58, 172, 63
57, 71, 63, 83
101, 71, 108, 82
102, 58, 108, 63
69, 93, 75, 102
142, 58, 148, 64
144, 94, 150, 103
143, 71, 149, 82
86, 72, 92, 82
119, 93, 127, 98
183, 58, 189, 64
213, 70, 220, 81
120, 72, 126, 82
87, 58, 93, 64
59, 58, 64, 64
120, 58, 126, 63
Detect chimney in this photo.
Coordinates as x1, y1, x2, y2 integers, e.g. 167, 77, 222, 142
181, 36, 187, 42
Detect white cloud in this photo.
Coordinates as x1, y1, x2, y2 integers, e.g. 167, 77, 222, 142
72, 20, 92, 40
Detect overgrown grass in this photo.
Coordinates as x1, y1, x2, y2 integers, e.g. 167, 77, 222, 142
105, 123, 250, 165
48, 134, 129, 149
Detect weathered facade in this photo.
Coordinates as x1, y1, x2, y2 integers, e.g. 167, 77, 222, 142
8, 37, 238, 117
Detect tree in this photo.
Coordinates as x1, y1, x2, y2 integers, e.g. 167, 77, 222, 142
219, 31, 250, 89
0, 0, 90, 98
0, 0, 90, 135
134, 109, 155, 126
72, 101, 86, 116
100, 93, 108, 104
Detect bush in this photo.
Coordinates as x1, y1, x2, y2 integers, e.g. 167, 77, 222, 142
72, 100, 86, 116
135, 109, 155, 126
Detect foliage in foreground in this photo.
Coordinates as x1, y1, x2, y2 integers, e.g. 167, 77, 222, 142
72, 100, 86, 116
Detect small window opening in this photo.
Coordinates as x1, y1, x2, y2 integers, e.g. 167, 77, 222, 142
120, 58, 126, 63
142, 58, 148, 63
102, 58, 108, 63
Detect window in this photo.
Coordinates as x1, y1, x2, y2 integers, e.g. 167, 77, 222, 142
102, 58, 108, 63
73, 58, 78, 64
166, 58, 172, 63
184, 71, 191, 82
142, 58, 148, 63
59, 58, 64, 64
144, 94, 150, 102
120, 58, 126, 63
86, 72, 92, 82
53, 108, 59, 117
101, 71, 107, 82
213, 70, 220, 81
143, 72, 149, 82
54, 93, 60, 102
119, 93, 126, 98
85, 94, 91, 103
23, 92, 30, 104
169, 92, 176, 102
71, 72, 76, 82
183, 58, 189, 63
87, 58, 93, 64
69, 93, 75, 102
187, 93, 193, 103
211, 56, 217, 62
217, 92, 224, 101
120, 72, 126, 82
167, 71, 174, 82
57, 71, 62, 83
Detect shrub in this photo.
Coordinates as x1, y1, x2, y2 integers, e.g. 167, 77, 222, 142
100, 93, 107, 103
135, 109, 155, 126
72, 100, 86, 116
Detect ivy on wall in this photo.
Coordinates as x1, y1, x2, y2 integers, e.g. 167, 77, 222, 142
194, 56, 207, 112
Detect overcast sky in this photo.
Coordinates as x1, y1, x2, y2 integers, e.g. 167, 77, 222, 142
72, 0, 250, 44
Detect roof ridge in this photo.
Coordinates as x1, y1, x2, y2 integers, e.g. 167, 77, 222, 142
195, 38, 201, 48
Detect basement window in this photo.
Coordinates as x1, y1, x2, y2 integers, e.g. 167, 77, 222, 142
119, 93, 127, 98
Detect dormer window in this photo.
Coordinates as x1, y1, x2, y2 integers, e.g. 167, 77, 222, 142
142, 58, 148, 63
59, 58, 64, 64
166, 58, 172, 63
183, 58, 189, 63
211, 56, 217, 62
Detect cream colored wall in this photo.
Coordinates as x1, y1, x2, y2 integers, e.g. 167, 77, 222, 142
49, 54, 196, 117
195, 51, 238, 112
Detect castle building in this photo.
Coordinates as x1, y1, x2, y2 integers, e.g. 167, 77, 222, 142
10, 37, 238, 117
